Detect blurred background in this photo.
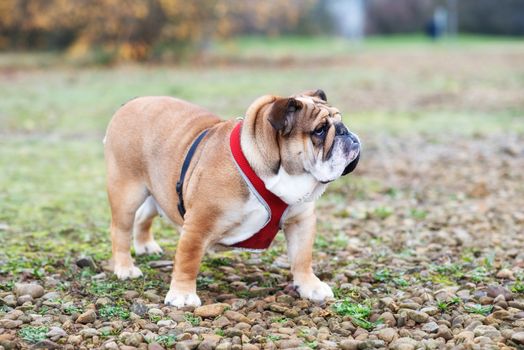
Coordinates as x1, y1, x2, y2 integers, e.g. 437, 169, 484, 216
1, 0, 523, 64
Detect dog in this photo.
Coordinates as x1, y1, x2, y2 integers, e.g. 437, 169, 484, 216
104, 89, 360, 307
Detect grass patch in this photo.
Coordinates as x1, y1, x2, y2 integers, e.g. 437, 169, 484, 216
184, 313, 201, 326
155, 334, 178, 347
98, 305, 130, 320
332, 300, 382, 330
18, 326, 49, 344
464, 304, 493, 316
511, 281, 524, 293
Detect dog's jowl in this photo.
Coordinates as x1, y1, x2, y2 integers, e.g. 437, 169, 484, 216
104, 90, 360, 307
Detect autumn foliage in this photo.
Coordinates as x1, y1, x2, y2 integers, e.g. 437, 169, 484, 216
0, 0, 315, 61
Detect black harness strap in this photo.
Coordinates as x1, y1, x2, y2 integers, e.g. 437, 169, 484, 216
176, 129, 209, 218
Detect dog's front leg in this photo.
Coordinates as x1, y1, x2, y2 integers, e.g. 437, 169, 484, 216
284, 203, 334, 302
164, 223, 207, 307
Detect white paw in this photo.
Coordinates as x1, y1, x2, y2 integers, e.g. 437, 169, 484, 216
164, 289, 201, 308
134, 240, 163, 255
294, 277, 334, 302
114, 264, 143, 280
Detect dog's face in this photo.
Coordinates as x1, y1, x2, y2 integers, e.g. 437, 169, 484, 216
267, 90, 360, 183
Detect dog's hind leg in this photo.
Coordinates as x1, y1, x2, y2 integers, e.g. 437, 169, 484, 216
133, 196, 163, 255
107, 178, 148, 280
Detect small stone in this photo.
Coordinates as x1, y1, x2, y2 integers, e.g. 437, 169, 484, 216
148, 308, 164, 317
474, 325, 502, 341
0, 319, 22, 329
124, 290, 140, 300
277, 339, 304, 349
194, 303, 229, 318
80, 328, 99, 337
149, 260, 173, 268
131, 301, 148, 316
33, 340, 61, 349
358, 339, 385, 349
225, 328, 243, 337
213, 316, 231, 328
379, 312, 396, 327
216, 343, 232, 350
420, 306, 439, 316
486, 285, 513, 301
389, 337, 418, 350
421, 321, 439, 333
176, 340, 201, 350
77, 309, 97, 324
436, 325, 453, 340
104, 341, 120, 350
148, 343, 165, 350
47, 326, 67, 339
455, 330, 474, 343
42, 292, 60, 300
496, 269, 514, 280
144, 291, 162, 303
377, 328, 398, 343
511, 332, 524, 344
2, 294, 17, 307
404, 310, 428, 323
157, 319, 176, 327
68, 334, 83, 345
76, 255, 96, 269
340, 339, 360, 350
14, 283, 45, 298
242, 345, 259, 350
96, 297, 112, 307
121, 332, 144, 347
224, 311, 251, 323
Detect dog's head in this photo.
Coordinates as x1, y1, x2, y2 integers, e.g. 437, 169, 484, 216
248, 89, 360, 184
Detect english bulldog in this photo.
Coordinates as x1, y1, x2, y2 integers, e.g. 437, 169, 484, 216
104, 90, 360, 307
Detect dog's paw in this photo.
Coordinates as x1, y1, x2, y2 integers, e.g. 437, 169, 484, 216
134, 240, 163, 255
294, 276, 334, 302
164, 289, 201, 308
114, 264, 143, 280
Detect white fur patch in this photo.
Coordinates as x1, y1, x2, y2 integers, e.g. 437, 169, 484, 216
218, 192, 270, 245
262, 167, 327, 205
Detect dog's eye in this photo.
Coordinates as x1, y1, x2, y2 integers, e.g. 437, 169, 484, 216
313, 124, 328, 137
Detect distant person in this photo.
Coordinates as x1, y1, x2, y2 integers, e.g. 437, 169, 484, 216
426, 6, 448, 41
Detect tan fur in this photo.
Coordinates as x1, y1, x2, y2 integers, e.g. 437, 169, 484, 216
104, 91, 345, 305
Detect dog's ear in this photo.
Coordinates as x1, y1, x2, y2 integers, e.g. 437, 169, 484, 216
268, 97, 303, 135
301, 89, 327, 102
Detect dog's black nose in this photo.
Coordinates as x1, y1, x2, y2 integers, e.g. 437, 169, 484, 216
335, 123, 349, 136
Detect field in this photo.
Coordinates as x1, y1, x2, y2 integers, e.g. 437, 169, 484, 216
1, 36, 524, 349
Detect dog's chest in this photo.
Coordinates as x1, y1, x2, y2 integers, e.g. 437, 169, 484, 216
218, 192, 270, 246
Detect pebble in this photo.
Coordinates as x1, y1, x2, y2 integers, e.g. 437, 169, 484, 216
436, 325, 453, 340
131, 301, 149, 316
389, 337, 418, 350
104, 341, 120, 350
404, 310, 428, 323
474, 325, 502, 340
277, 339, 304, 349
76, 255, 96, 269
14, 283, 45, 298
496, 269, 514, 279
194, 303, 230, 318
144, 291, 162, 303
512, 332, 524, 345
213, 316, 231, 328
47, 326, 67, 339
77, 309, 97, 324
421, 322, 439, 333
340, 339, 360, 350
377, 327, 398, 343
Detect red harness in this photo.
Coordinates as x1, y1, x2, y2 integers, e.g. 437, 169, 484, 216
229, 122, 288, 249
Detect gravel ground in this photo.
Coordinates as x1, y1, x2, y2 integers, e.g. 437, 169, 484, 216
1, 132, 524, 350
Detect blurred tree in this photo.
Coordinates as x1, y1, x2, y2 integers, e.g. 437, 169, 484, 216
0, 0, 316, 62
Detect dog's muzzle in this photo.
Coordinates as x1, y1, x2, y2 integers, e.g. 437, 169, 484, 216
341, 131, 360, 176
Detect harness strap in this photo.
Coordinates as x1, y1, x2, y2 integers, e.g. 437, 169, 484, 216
176, 129, 209, 218
230, 122, 289, 249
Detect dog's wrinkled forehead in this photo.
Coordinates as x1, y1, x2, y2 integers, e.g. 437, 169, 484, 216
293, 94, 341, 127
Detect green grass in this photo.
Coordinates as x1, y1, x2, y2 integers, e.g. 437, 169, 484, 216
18, 326, 49, 344
464, 304, 493, 316
332, 300, 382, 330
98, 305, 130, 320
184, 313, 201, 326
